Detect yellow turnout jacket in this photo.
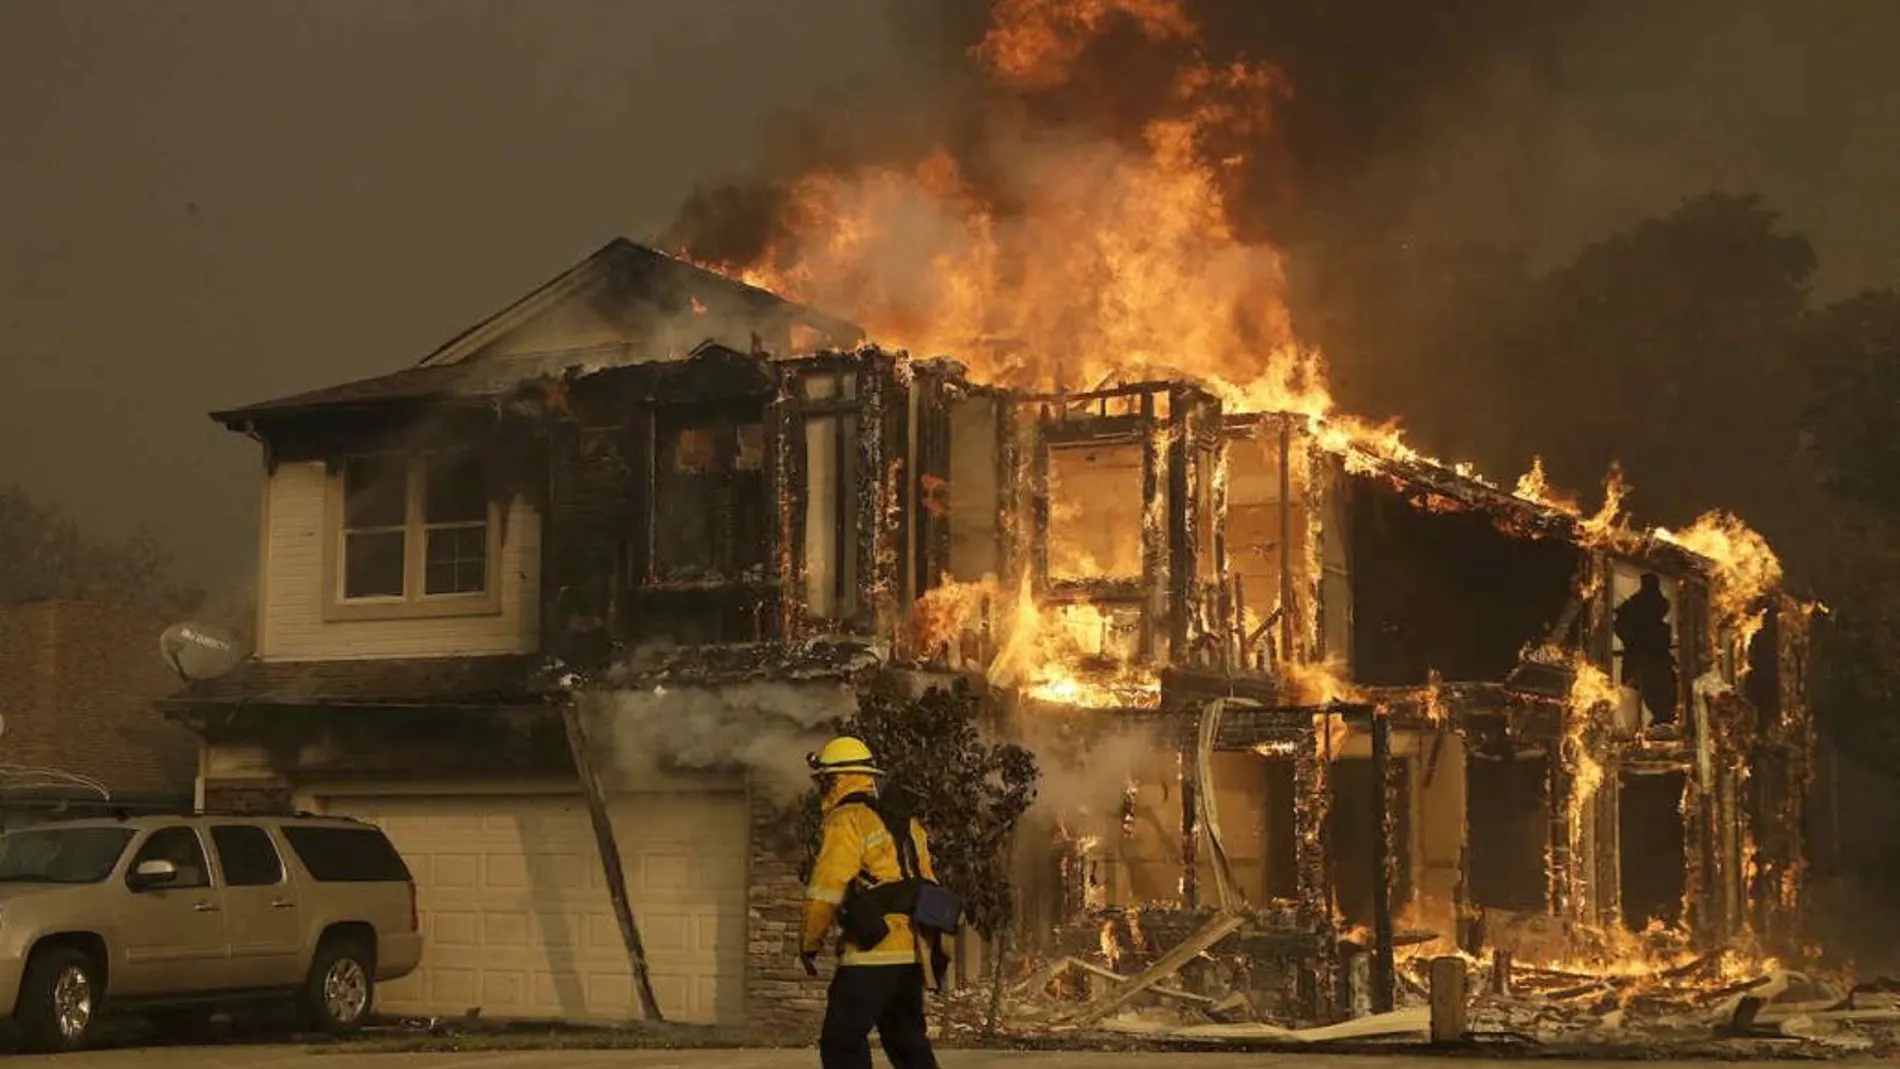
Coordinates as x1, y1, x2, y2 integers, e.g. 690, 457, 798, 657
801, 772, 941, 967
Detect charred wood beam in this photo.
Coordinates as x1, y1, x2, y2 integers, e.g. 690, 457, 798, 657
1278, 420, 1296, 664
1140, 391, 1163, 661
997, 395, 1020, 592
1040, 415, 1149, 445
1017, 380, 1184, 406
1044, 577, 1146, 602
1365, 705, 1397, 1015
1296, 710, 1336, 1014
768, 380, 798, 640
1167, 385, 1194, 663
874, 357, 908, 640
914, 372, 952, 603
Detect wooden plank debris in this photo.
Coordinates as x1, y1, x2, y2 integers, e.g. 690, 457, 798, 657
1097, 1006, 1431, 1043
561, 697, 664, 1021
1062, 913, 1248, 1027
1194, 698, 1246, 912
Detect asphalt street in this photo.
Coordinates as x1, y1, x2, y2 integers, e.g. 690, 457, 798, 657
12, 1049, 1896, 1069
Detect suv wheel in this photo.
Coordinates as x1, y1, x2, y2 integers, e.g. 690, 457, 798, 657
299, 937, 375, 1033
17, 945, 101, 1052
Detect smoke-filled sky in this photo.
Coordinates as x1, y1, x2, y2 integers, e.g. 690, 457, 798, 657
3, 0, 1897, 593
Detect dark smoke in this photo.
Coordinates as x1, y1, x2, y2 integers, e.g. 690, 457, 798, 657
664, 0, 1612, 271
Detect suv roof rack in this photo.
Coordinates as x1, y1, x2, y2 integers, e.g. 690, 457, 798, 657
185, 809, 367, 823
89, 809, 369, 824
19, 808, 372, 827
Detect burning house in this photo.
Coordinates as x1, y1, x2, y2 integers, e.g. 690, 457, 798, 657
162, 237, 1813, 1032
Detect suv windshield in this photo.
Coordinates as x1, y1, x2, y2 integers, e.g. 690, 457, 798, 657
0, 827, 136, 884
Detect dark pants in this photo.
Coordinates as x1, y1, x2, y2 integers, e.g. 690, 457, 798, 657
819, 963, 937, 1069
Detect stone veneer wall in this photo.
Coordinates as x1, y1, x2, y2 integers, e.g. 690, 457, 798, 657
746, 790, 827, 1033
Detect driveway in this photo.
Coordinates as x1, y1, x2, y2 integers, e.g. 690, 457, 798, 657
17, 1049, 1899, 1069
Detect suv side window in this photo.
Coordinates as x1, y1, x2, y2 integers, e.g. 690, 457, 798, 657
281, 826, 411, 882
130, 826, 211, 889
211, 825, 285, 887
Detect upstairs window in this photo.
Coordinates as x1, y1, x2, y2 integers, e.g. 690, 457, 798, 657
651, 411, 768, 583
333, 451, 497, 615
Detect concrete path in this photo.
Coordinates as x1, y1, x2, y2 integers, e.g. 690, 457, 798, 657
17, 1049, 1900, 1069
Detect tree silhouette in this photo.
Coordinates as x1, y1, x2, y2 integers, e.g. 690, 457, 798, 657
1509, 192, 1816, 526
1800, 288, 1900, 517
0, 483, 200, 614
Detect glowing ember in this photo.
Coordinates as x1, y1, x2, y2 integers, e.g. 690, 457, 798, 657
1099, 918, 1124, 968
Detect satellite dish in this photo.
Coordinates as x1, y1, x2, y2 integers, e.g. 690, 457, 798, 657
159, 622, 247, 681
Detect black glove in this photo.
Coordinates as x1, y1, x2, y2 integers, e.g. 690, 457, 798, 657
800, 951, 819, 977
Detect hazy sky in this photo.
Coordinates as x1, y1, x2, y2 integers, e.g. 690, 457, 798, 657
2, 0, 1897, 597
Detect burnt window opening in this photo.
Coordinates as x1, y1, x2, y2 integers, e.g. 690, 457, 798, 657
1328, 757, 1414, 929
340, 451, 492, 602
1465, 746, 1551, 914
1045, 441, 1143, 581
1349, 476, 1579, 687
945, 393, 1002, 585
801, 372, 860, 623
1610, 564, 1683, 734
651, 408, 768, 584
1262, 754, 1299, 901
1222, 426, 1306, 669
1620, 768, 1687, 931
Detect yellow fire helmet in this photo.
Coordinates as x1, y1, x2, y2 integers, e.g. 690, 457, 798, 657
807, 735, 884, 778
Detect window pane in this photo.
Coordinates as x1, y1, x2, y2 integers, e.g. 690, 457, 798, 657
0, 828, 132, 884
424, 525, 487, 595
672, 428, 716, 474
344, 456, 407, 529
345, 530, 407, 598
736, 423, 765, 472
281, 826, 412, 883
423, 453, 487, 524
211, 825, 285, 887
132, 827, 209, 889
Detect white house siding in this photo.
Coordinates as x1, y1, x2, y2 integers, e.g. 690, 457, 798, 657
256, 461, 541, 662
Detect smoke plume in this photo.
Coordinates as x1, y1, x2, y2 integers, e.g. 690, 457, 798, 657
1014, 717, 1162, 826
580, 680, 856, 803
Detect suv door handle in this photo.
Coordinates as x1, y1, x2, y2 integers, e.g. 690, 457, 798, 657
193, 901, 220, 912
269, 899, 295, 909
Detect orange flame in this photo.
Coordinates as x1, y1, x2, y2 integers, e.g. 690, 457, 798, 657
697, 0, 1792, 730
1654, 511, 1785, 642
914, 574, 1161, 707
975, 0, 1198, 89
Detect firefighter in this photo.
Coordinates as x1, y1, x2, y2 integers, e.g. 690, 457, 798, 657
800, 736, 944, 1069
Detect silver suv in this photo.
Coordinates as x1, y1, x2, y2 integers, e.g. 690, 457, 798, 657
0, 812, 423, 1052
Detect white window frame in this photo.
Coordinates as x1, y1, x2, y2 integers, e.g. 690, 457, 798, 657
323, 450, 503, 622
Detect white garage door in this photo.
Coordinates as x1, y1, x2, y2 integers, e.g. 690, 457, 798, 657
311, 788, 749, 1024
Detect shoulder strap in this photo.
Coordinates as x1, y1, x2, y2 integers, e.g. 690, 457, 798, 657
834, 791, 928, 882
